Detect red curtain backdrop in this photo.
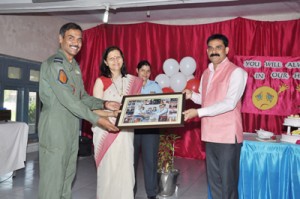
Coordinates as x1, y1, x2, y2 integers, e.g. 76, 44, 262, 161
76, 17, 300, 160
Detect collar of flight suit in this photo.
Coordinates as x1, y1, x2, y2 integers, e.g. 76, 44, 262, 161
57, 49, 77, 72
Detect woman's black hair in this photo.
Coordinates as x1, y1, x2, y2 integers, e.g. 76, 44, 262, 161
100, 46, 127, 78
137, 60, 151, 70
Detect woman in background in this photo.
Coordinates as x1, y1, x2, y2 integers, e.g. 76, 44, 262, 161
92, 46, 143, 199
134, 60, 162, 199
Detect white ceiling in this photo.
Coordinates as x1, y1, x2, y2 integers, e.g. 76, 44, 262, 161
0, 0, 299, 24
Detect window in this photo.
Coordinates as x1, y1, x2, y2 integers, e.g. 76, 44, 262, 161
28, 91, 40, 136
30, 69, 40, 82
0, 54, 41, 141
8, 66, 22, 79
3, 90, 18, 121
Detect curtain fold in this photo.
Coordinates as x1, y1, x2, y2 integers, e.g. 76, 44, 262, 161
77, 17, 300, 160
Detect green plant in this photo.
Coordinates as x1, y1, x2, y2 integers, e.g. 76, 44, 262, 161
28, 102, 36, 123
157, 133, 180, 173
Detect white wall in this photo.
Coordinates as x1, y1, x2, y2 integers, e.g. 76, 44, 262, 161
0, 15, 67, 62
153, 13, 300, 25
0, 13, 299, 62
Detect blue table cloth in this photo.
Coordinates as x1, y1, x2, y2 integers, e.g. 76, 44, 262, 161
239, 140, 300, 199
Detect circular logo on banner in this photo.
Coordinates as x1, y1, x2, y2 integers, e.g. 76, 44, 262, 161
252, 86, 278, 110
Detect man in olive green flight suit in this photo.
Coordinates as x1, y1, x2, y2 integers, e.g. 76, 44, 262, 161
38, 23, 119, 199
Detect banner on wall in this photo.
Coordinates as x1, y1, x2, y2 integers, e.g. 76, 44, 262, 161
234, 56, 300, 116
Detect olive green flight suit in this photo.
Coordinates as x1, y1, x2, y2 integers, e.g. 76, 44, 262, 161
38, 49, 104, 199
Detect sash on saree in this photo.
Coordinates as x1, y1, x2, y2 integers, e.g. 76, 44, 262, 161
94, 75, 143, 167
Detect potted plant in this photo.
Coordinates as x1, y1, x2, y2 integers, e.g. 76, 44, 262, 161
157, 133, 181, 197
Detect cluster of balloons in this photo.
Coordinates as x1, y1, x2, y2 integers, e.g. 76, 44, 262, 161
155, 57, 200, 93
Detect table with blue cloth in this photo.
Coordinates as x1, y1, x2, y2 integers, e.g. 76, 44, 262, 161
239, 140, 300, 199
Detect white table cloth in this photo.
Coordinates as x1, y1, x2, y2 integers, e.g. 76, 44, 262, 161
0, 121, 29, 175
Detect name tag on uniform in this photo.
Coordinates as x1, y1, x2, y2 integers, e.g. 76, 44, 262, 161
75, 69, 81, 75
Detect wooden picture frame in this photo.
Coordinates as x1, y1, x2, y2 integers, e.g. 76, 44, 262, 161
115, 92, 185, 129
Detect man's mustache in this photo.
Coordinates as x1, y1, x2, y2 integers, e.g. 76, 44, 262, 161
210, 53, 220, 57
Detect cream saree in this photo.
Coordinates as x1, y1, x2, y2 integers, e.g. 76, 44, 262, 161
92, 74, 142, 199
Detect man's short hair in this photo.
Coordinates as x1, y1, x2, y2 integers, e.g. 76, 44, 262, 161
59, 22, 82, 37
207, 34, 229, 47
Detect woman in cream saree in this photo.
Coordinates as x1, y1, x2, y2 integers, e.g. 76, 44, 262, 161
92, 46, 142, 199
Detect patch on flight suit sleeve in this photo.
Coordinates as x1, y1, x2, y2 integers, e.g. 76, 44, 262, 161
58, 69, 68, 84
54, 57, 63, 64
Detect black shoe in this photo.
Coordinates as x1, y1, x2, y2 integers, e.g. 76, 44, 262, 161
148, 196, 158, 199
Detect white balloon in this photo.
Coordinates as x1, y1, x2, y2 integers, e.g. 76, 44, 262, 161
155, 74, 170, 88
170, 72, 187, 92
186, 74, 195, 81
179, 56, 196, 76
163, 58, 180, 77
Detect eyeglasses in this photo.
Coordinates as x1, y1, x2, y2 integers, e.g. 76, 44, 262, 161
107, 56, 122, 62
207, 45, 225, 51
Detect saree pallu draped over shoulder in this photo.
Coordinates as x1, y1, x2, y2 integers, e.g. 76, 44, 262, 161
92, 74, 142, 199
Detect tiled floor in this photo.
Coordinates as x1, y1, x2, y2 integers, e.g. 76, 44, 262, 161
0, 152, 208, 199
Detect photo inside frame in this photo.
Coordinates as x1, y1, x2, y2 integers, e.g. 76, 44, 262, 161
116, 93, 185, 129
